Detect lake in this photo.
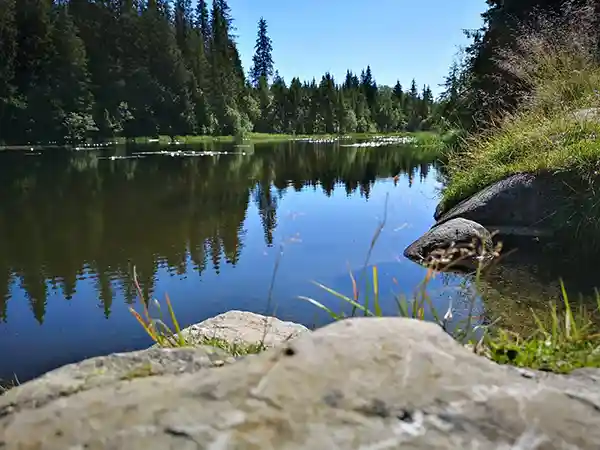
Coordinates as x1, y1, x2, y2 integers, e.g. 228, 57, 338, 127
0, 138, 596, 383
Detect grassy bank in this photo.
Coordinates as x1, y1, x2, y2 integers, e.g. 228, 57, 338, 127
439, 10, 600, 215
441, 95, 600, 212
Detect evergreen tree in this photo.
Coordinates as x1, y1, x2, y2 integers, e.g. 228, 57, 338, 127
287, 77, 305, 133
195, 0, 210, 44
392, 80, 404, 107
48, 4, 95, 141
14, 0, 55, 141
249, 17, 274, 86
141, 0, 195, 136
208, 0, 248, 135
0, 0, 18, 139
269, 72, 288, 132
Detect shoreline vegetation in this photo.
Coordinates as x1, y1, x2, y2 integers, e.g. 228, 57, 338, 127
0, 130, 445, 151
439, 2, 600, 216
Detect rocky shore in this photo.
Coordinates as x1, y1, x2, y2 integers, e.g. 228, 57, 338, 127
403, 170, 597, 269
1, 310, 599, 449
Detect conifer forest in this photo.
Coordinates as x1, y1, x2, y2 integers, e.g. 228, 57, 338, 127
0, 0, 437, 144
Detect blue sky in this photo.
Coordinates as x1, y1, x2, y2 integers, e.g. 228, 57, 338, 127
227, 0, 486, 95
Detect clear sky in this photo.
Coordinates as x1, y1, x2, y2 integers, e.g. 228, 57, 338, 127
227, 0, 487, 95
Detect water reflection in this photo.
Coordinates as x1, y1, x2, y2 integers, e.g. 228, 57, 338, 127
0, 141, 440, 325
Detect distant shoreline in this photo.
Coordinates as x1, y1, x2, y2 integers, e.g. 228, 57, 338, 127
0, 131, 441, 151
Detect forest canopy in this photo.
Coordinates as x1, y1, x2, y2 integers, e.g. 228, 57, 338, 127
0, 0, 437, 144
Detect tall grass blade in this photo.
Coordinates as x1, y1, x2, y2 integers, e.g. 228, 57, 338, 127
297, 296, 343, 320
373, 265, 382, 316
311, 281, 374, 316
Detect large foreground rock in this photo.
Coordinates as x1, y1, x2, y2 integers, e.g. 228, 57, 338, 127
434, 171, 585, 238
179, 310, 310, 347
2, 317, 599, 449
403, 217, 495, 270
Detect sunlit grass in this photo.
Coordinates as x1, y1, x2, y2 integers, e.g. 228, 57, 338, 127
128, 267, 265, 357
302, 263, 600, 373
440, 3, 600, 217
441, 111, 600, 213
487, 281, 600, 373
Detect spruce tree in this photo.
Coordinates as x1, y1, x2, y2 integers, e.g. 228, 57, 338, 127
392, 80, 403, 105
0, 0, 17, 140
141, 0, 195, 136
48, 4, 95, 141
14, 0, 55, 141
195, 0, 210, 47
249, 17, 274, 87
208, 0, 247, 135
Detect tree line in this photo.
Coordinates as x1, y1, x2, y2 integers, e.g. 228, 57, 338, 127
0, 0, 438, 145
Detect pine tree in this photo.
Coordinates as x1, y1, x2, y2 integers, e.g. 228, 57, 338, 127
208, 0, 248, 135
14, 0, 55, 141
360, 65, 378, 110
141, 0, 195, 136
48, 4, 95, 141
174, 0, 193, 55
269, 72, 287, 132
0, 0, 18, 140
195, 0, 210, 47
249, 17, 274, 87
437, 59, 464, 126
392, 80, 403, 105
287, 77, 305, 133
254, 74, 271, 132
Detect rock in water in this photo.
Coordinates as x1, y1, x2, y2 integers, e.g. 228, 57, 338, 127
1, 317, 599, 449
434, 171, 583, 238
403, 217, 494, 270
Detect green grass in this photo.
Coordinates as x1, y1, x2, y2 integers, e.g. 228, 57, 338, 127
440, 107, 600, 213
128, 267, 266, 357
302, 255, 600, 374
440, 10, 600, 215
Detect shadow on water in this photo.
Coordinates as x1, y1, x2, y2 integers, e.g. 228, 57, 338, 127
468, 242, 600, 336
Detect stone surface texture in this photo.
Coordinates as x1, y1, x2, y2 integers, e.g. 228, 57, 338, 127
403, 217, 494, 269
179, 310, 310, 347
2, 317, 599, 449
433, 172, 579, 236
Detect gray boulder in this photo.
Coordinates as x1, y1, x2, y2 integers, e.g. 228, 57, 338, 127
178, 310, 310, 348
434, 171, 582, 239
404, 217, 495, 270
1, 317, 599, 449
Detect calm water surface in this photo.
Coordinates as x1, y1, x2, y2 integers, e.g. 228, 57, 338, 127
0, 140, 595, 382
